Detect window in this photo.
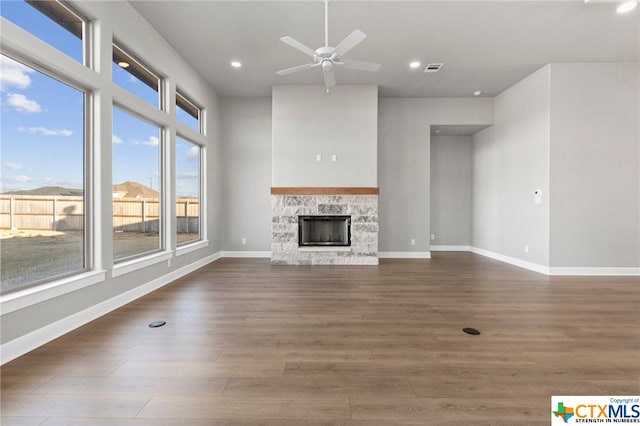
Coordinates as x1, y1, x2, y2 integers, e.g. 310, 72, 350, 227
112, 106, 162, 261
112, 43, 161, 108
176, 91, 200, 132
0, 0, 86, 65
0, 55, 86, 292
176, 137, 201, 245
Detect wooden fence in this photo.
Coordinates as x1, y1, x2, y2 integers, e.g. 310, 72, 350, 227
0, 195, 199, 233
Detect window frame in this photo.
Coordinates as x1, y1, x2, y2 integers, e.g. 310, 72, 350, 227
26, 1, 85, 39
0, 52, 93, 294
176, 90, 201, 133
2, 0, 89, 66
112, 41, 163, 110
175, 135, 203, 247
0, 1, 211, 311
111, 103, 166, 264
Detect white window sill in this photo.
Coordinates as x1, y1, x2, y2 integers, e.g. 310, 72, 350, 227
112, 251, 174, 278
0, 270, 107, 315
176, 239, 209, 256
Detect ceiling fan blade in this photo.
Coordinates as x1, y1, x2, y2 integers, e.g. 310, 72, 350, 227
323, 65, 336, 88
333, 29, 366, 58
280, 36, 317, 57
340, 59, 381, 72
277, 63, 319, 75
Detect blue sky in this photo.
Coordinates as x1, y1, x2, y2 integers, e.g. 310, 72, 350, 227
1, 0, 200, 198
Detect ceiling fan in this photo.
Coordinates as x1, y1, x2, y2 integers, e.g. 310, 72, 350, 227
277, 0, 381, 90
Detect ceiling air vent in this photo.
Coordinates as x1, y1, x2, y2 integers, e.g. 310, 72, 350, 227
424, 63, 444, 73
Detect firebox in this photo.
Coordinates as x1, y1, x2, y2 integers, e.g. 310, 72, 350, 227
298, 215, 351, 247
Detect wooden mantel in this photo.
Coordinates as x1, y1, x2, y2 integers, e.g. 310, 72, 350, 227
270, 187, 379, 195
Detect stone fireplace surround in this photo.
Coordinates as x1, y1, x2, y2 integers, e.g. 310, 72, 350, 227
271, 187, 379, 265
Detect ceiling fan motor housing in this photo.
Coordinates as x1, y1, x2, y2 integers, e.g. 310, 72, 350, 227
315, 46, 335, 62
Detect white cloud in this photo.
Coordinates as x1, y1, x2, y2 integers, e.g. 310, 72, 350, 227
132, 136, 159, 147
4, 175, 32, 183
186, 145, 200, 160
18, 126, 73, 136
144, 136, 159, 146
128, 75, 138, 84
177, 171, 199, 179
7, 93, 41, 113
0, 56, 33, 91
112, 134, 123, 144
4, 162, 24, 170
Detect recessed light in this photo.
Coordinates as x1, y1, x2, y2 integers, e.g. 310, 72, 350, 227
435, 129, 441, 134
617, 1, 637, 13
117, 61, 130, 68
409, 61, 421, 69
230, 61, 242, 68
473, 90, 482, 96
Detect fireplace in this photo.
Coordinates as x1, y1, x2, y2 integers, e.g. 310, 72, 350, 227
271, 187, 378, 265
299, 215, 351, 247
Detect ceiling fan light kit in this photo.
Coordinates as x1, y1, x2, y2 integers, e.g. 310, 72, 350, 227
277, 0, 381, 91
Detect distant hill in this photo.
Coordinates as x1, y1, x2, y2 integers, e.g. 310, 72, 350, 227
3, 181, 158, 199
112, 181, 158, 199
2, 186, 83, 196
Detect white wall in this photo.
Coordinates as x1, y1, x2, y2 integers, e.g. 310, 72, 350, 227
0, 1, 221, 356
220, 98, 272, 251
378, 98, 493, 253
218, 96, 492, 255
272, 85, 378, 187
471, 65, 551, 267
549, 63, 640, 268
430, 136, 472, 247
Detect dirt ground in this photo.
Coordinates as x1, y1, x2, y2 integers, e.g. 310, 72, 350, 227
1, 230, 200, 291
0, 229, 68, 239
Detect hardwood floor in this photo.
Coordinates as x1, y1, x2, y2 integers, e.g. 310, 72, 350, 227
2, 252, 639, 425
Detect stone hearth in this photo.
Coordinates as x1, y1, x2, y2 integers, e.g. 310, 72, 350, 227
271, 189, 378, 265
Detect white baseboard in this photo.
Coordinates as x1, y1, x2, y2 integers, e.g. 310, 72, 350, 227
470, 247, 640, 276
0, 252, 221, 365
548, 267, 640, 276
378, 251, 432, 259
221, 251, 271, 258
470, 246, 549, 275
430, 245, 471, 251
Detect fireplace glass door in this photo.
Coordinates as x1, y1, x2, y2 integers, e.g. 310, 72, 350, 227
298, 216, 351, 247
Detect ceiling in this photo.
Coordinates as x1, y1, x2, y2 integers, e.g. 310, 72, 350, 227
130, 0, 639, 98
